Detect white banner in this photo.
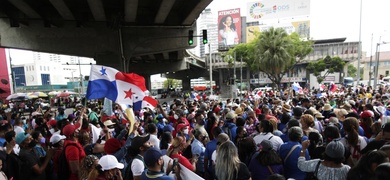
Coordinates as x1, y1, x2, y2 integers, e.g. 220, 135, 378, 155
247, 0, 310, 22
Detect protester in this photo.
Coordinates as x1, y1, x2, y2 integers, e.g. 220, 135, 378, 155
248, 140, 283, 180
87, 155, 123, 180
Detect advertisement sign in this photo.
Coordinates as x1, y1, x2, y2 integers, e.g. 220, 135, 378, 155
218, 8, 241, 49
246, 20, 310, 43
0, 48, 11, 101
247, 0, 310, 22
250, 77, 306, 84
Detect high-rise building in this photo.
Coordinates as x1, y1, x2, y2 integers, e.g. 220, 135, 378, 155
190, 9, 218, 58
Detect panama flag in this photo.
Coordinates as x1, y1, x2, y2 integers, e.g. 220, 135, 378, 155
192, 92, 200, 101
329, 82, 337, 93
86, 65, 148, 104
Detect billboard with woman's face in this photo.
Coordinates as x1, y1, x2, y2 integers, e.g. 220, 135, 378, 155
218, 8, 241, 49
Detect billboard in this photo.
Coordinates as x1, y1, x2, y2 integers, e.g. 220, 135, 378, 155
0, 48, 11, 101
246, 20, 310, 43
247, 0, 310, 22
218, 8, 241, 49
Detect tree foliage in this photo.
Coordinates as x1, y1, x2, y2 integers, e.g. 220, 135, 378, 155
307, 56, 346, 84
225, 27, 312, 90
163, 78, 181, 89
347, 64, 357, 78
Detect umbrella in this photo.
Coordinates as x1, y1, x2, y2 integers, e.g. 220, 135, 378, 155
48, 91, 60, 96
27, 92, 48, 97
6, 93, 33, 100
56, 91, 77, 98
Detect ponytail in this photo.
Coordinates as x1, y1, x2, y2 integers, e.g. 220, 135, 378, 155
87, 164, 103, 180
344, 117, 359, 147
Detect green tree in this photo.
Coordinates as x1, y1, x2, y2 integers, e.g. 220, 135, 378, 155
307, 56, 346, 84
347, 64, 357, 78
163, 78, 181, 89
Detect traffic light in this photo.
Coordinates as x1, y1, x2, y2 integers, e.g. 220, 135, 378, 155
202, 30, 208, 44
188, 30, 194, 45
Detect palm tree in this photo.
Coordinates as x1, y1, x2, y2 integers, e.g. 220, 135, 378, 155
254, 27, 293, 90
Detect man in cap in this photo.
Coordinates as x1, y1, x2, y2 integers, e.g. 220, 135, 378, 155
141, 147, 182, 180
61, 108, 85, 180
17, 132, 54, 179
125, 134, 153, 180
222, 112, 238, 140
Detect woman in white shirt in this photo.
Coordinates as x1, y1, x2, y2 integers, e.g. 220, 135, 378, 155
339, 117, 367, 166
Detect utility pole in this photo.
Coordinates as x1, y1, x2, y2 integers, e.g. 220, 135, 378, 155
233, 51, 236, 99
240, 56, 243, 95
356, 0, 363, 88
209, 44, 213, 96
369, 33, 373, 87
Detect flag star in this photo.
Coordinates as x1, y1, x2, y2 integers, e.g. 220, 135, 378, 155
124, 88, 135, 99
100, 67, 107, 76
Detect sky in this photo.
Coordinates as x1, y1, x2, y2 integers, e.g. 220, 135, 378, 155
7, 0, 390, 81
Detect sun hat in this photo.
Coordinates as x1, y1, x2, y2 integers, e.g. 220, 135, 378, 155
98, 155, 124, 171
235, 107, 244, 115
16, 132, 30, 145
144, 147, 163, 167
282, 104, 292, 112
325, 140, 345, 159
314, 112, 324, 119
49, 134, 66, 144
323, 104, 332, 111
103, 120, 116, 127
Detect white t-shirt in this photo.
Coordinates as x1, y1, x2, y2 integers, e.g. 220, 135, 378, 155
14, 126, 25, 135
131, 158, 145, 176
253, 132, 283, 151
150, 134, 160, 150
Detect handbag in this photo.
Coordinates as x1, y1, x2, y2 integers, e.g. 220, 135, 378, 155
304, 160, 322, 180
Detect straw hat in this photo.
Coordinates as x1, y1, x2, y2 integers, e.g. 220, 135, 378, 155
282, 104, 292, 112
323, 104, 332, 111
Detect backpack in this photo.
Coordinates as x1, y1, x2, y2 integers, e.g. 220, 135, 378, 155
222, 124, 233, 140
58, 143, 80, 180
123, 155, 146, 180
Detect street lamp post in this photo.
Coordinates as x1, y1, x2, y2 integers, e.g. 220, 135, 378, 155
374, 41, 390, 89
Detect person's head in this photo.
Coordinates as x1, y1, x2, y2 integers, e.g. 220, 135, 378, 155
292, 107, 303, 118
49, 134, 66, 148
104, 138, 122, 155
81, 155, 99, 178
355, 150, 389, 174
193, 129, 207, 142
268, 118, 278, 131
78, 130, 91, 146
288, 126, 303, 142
146, 123, 157, 135
256, 140, 282, 166
280, 113, 291, 124
375, 162, 390, 180
212, 126, 223, 140
0, 123, 12, 138
380, 145, 390, 159
237, 137, 256, 162
5, 130, 16, 146
300, 114, 314, 129
89, 155, 124, 180
176, 123, 189, 135
301, 98, 311, 108
128, 134, 152, 157
323, 140, 345, 164
160, 132, 173, 150
371, 121, 382, 136
219, 15, 236, 30
236, 116, 245, 127
381, 122, 390, 139
31, 131, 44, 145
167, 136, 186, 156
144, 147, 165, 171
62, 124, 81, 141
225, 112, 237, 123
258, 120, 273, 133
323, 125, 340, 143
215, 142, 240, 180
16, 132, 35, 149
236, 126, 247, 139
343, 117, 359, 147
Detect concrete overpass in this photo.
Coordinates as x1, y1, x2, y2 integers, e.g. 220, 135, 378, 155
0, 0, 213, 88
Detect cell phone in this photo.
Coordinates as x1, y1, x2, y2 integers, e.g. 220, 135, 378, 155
172, 158, 179, 174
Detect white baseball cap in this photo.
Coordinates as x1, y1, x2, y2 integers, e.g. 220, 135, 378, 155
99, 155, 124, 171
49, 134, 66, 144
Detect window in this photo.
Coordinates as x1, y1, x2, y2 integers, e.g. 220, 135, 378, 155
32, 66, 34, 71
40, 66, 42, 71
383, 61, 390, 66
386, 71, 389, 76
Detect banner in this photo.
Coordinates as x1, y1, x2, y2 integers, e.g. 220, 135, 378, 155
246, 20, 310, 43
247, 0, 310, 22
218, 8, 241, 49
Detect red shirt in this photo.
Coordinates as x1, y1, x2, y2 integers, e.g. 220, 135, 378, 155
170, 153, 194, 171
64, 140, 86, 180
52, 148, 63, 174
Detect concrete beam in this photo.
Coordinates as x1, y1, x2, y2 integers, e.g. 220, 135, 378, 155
182, 0, 212, 25
127, 60, 188, 75
162, 52, 169, 60
125, 0, 138, 22
8, 0, 41, 18
154, 0, 175, 24
87, 0, 106, 21
49, 0, 75, 20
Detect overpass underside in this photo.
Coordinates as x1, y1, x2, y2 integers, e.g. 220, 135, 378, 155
0, 0, 212, 76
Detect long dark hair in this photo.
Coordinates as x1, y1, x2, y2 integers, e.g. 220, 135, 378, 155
343, 117, 359, 147
256, 149, 282, 166
237, 137, 256, 166
219, 15, 236, 31
160, 132, 172, 150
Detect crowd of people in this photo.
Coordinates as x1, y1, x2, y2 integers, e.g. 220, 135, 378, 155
0, 85, 390, 180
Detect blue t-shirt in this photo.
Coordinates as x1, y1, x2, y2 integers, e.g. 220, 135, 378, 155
0, 138, 5, 147
204, 139, 217, 171
141, 170, 174, 180
278, 141, 310, 180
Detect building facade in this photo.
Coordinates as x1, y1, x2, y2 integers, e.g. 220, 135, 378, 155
190, 9, 218, 58
362, 51, 390, 80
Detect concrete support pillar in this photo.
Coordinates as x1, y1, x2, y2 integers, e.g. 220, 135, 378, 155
182, 78, 191, 92
142, 74, 151, 91
246, 67, 250, 91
